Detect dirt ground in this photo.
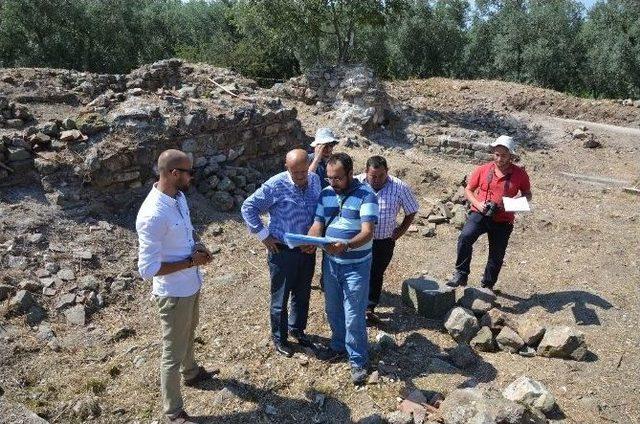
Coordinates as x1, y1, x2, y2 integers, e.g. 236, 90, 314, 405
1, 77, 640, 423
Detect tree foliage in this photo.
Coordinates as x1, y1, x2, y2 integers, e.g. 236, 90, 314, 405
0, 0, 638, 98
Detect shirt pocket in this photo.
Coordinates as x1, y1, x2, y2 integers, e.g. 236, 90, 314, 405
166, 220, 189, 244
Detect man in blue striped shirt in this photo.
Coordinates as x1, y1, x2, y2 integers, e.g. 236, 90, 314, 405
241, 149, 322, 358
307, 152, 379, 385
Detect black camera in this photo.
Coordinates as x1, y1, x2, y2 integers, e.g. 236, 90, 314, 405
483, 201, 499, 217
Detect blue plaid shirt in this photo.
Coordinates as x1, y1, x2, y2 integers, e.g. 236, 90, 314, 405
241, 171, 321, 243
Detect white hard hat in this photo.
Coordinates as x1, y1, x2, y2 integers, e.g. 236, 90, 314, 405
310, 127, 338, 147
490, 135, 516, 154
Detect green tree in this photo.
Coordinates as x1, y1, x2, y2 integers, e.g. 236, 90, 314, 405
580, 0, 640, 97
386, 0, 469, 79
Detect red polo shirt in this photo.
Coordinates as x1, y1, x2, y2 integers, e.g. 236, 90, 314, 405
467, 162, 531, 223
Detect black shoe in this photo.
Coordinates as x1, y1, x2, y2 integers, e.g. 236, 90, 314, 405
366, 309, 381, 325
446, 272, 468, 287
290, 331, 314, 348
480, 281, 495, 290
351, 366, 368, 386
275, 342, 293, 358
317, 347, 346, 362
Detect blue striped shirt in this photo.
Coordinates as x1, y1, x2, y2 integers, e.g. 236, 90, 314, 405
315, 179, 379, 264
241, 171, 321, 243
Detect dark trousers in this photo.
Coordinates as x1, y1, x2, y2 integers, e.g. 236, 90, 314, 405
368, 238, 396, 309
267, 245, 315, 344
455, 212, 514, 287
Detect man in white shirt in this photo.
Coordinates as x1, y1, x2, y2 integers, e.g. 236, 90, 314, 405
136, 149, 214, 424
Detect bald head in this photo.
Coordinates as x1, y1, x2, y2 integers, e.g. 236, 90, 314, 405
285, 149, 309, 168
158, 149, 190, 176
285, 149, 311, 187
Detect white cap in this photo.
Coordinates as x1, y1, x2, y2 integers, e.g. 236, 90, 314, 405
310, 127, 338, 147
490, 135, 516, 154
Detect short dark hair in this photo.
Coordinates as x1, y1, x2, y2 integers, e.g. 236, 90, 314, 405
366, 155, 388, 170
327, 152, 353, 175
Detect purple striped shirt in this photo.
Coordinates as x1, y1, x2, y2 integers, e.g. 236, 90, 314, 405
356, 174, 419, 239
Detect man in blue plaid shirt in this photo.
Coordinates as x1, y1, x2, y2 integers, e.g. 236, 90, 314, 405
241, 149, 321, 358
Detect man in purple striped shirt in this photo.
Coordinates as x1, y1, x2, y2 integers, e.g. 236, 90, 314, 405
356, 156, 419, 323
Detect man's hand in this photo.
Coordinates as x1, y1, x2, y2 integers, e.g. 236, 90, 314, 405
474, 201, 487, 213
325, 242, 348, 255
262, 236, 280, 253
191, 250, 212, 266
193, 242, 213, 259
314, 144, 327, 159
300, 244, 317, 255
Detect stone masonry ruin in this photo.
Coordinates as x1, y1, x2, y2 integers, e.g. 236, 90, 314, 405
0, 59, 306, 212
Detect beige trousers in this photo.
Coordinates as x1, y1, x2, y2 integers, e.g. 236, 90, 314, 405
155, 291, 200, 417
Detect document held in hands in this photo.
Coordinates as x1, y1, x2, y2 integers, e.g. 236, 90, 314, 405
284, 233, 334, 248
502, 196, 531, 212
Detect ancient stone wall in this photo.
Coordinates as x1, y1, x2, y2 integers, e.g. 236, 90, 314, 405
413, 135, 494, 162
0, 59, 307, 212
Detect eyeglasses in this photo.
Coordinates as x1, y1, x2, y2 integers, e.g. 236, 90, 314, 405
324, 176, 346, 183
171, 168, 195, 176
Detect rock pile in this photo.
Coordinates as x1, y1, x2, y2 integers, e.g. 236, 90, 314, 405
437, 386, 547, 424
272, 64, 389, 133
570, 126, 601, 148
391, 375, 555, 424
0, 95, 34, 129
408, 191, 469, 238
0, 216, 148, 353
619, 98, 640, 108
438, 287, 589, 361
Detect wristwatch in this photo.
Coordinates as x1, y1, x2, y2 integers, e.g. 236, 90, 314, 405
344, 242, 351, 252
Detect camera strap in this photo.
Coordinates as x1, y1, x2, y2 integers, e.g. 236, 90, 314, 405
485, 164, 512, 195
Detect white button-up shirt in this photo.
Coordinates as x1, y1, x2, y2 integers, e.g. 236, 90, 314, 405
136, 184, 202, 297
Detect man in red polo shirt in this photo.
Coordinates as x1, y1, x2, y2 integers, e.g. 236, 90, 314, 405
446, 135, 532, 290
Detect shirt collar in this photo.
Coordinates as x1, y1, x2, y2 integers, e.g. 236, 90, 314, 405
152, 183, 182, 207
359, 174, 390, 192
334, 178, 361, 196
285, 171, 312, 189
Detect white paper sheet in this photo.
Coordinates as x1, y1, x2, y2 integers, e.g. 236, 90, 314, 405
502, 196, 531, 212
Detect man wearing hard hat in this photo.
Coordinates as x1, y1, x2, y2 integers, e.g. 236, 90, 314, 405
446, 135, 532, 291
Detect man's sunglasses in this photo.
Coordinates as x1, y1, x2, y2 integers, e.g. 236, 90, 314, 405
171, 168, 195, 176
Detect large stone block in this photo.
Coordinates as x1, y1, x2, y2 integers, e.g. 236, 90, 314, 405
444, 307, 479, 343
503, 376, 556, 413
402, 277, 455, 319
458, 287, 497, 315
537, 326, 587, 361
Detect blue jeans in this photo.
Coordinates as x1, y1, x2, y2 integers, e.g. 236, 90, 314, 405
267, 246, 315, 344
323, 257, 371, 368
